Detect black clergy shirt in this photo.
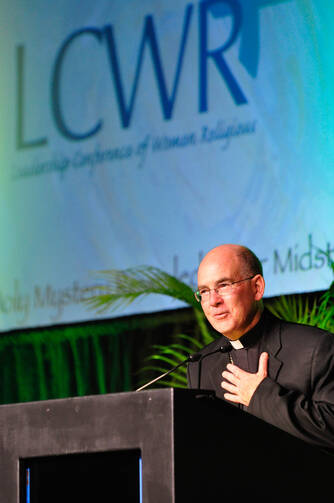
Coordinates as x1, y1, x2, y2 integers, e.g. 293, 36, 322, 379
228, 312, 267, 373
226, 312, 268, 410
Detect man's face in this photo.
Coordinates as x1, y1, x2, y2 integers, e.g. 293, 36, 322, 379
197, 246, 263, 340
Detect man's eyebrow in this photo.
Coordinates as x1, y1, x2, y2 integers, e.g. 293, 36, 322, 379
197, 277, 232, 289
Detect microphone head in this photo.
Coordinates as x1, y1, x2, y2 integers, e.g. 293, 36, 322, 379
220, 344, 232, 353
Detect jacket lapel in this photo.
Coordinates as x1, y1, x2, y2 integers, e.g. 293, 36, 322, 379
260, 315, 283, 381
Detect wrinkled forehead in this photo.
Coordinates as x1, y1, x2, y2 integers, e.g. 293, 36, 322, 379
197, 251, 243, 287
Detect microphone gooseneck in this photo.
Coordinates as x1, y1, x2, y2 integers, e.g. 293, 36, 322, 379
135, 343, 232, 392
135, 351, 201, 392
197, 343, 232, 359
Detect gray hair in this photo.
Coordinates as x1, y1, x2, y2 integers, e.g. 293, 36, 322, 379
238, 247, 263, 277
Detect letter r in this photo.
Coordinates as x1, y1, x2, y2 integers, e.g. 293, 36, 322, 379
199, 0, 247, 112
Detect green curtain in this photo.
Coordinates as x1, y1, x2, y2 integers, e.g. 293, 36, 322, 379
0, 322, 130, 404
0, 308, 199, 405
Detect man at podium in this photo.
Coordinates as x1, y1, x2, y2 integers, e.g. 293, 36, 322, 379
188, 243, 334, 451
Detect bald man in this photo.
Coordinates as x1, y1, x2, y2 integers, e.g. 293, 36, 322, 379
187, 244, 334, 452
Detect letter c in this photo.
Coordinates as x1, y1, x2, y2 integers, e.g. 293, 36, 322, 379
51, 27, 103, 141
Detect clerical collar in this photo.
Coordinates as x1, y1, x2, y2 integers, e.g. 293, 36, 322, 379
230, 339, 244, 349
228, 311, 265, 350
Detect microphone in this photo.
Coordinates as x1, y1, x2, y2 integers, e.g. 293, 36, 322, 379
201, 344, 232, 359
189, 342, 232, 390
135, 352, 202, 392
135, 344, 232, 392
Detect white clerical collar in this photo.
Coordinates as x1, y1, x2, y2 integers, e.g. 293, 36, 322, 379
230, 339, 244, 350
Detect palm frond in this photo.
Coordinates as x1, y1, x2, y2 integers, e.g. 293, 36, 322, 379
264, 295, 316, 324
83, 265, 199, 313
265, 292, 334, 334
138, 365, 173, 375
193, 308, 214, 345
82, 265, 216, 390
150, 344, 196, 358
147, 354, 185, 368
139, 333, 208, 388
171, 333, 208, 350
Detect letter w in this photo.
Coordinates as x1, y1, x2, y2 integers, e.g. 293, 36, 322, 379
104, 5, 193, 128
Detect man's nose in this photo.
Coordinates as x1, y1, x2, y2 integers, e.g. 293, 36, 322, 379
208, 289, 223, 306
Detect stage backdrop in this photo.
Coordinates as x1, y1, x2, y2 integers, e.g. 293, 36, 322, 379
1, 0, 334, 331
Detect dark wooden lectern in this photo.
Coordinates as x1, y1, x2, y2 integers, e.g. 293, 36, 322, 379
0, 388, 332, 502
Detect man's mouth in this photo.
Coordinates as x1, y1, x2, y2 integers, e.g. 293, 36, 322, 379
212, 312, 229, 319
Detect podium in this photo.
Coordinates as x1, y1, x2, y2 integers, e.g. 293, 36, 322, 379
0, 388, 332, 502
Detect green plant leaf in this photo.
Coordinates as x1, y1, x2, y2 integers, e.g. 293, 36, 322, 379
83, 266, 200, 313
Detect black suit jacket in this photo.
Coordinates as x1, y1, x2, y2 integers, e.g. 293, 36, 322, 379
187, 311, 334, 451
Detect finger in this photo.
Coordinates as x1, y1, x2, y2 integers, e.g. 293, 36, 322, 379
226, 363, 245, 378
258, 352, 269, 377
221, 371, 239, 384
224, 393, 241, 403
221, 380, 238, 393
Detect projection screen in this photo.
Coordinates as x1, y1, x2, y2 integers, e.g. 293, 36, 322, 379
0, 0, 334, 330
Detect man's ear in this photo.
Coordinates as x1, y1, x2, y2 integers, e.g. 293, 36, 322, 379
253, 274, 265, 301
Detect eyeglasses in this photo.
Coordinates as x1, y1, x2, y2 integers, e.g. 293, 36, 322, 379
194, 275, 256, 303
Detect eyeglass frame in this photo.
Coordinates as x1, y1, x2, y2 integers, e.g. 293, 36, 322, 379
194, 275, 257, 303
